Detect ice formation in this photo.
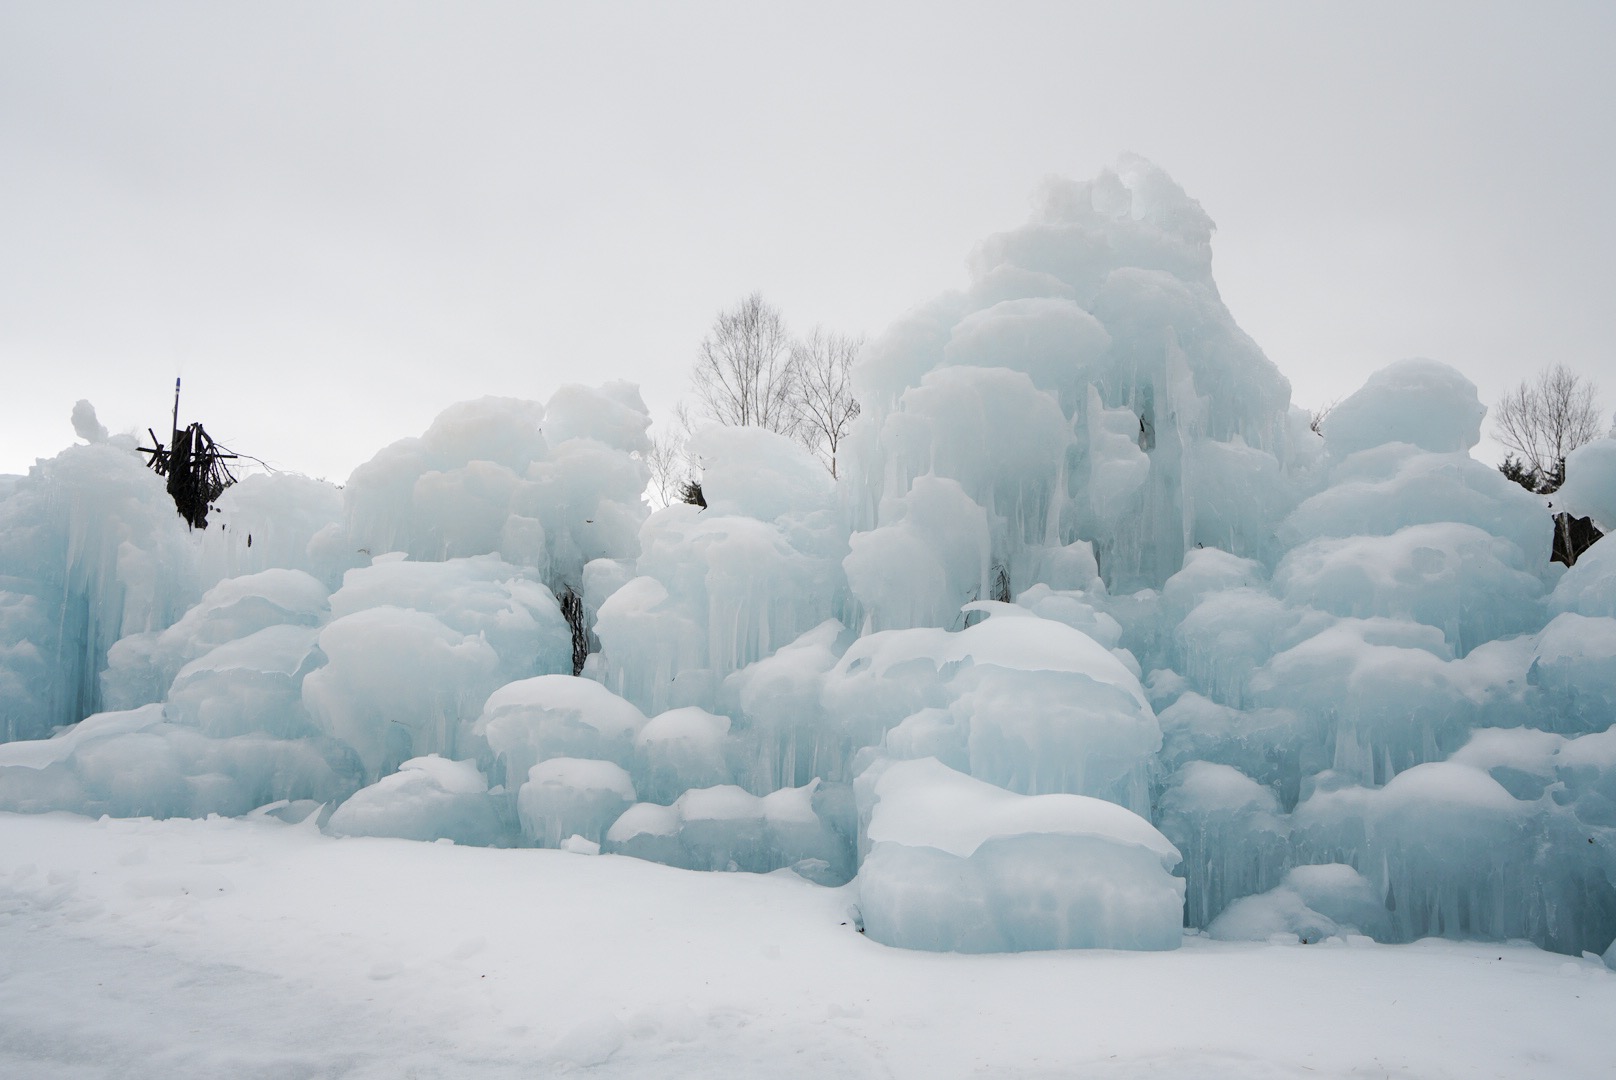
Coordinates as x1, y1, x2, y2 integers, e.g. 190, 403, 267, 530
856, 757, 1184, 951
3, 156, 1616, 958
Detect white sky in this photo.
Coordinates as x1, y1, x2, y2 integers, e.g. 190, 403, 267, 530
3, 1, 1613, 481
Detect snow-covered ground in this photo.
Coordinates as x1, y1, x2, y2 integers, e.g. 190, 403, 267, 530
3, 811, 1610, 1079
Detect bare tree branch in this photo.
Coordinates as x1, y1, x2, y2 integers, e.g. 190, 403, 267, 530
1308, 398, 1337, 435
790, 327, 863, 477
690, 293, 800, 437
644, 429, 692, 510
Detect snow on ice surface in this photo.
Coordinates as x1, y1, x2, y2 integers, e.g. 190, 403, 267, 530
1556, 435, 1616, 532
1209, 863, 1389, 943
1318, 357, 1486, 459
3, 811, 1615, 1080
854, 758, 1183, 953
605, 779, 851, 880
4, 148, 1616, 1047
477, 673, 649, 782
517, 756, 636, 848
327, 753, 507, 847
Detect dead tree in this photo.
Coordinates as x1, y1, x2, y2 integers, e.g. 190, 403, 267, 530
137, 378, 239, 529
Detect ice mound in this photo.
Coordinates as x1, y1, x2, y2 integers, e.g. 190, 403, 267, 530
1554, 436, 1616, 532
855, 757, 1184, 952
475, 674, 649, 786
1249, 617, 1475, 785
517, 756, 636, 847
1172, 587, 1330, 707
720, 620, 846, 793
604, 779, 853, 882
1555, 728, 1616, 832
688, 424, 835, 526
869, 366, 1070, 545
1551, 536, 1616, 618
327, 754, 508, 846
844, 475, 991, 632
954, 662, 1157, 810
70, 399, 108, 443
595, 429, 843, 714
633, 707, 731, 805
165, 624, 323, 739
345, 397, 545, 561
1014, 582, 1123, 649
1156, 761, 1288, 926
1156, 692, 1321, 810
1319, 358, 1485, 458
824, 607, 1159, 812
0, 440, 198, 741
1289, 762, 1604, 951
0, 703, 360, 819
845, 155, 1293, 600
970, 154, 1219, 306
302, 606, 500, 781
327, 554, 572, 683
542, 381, 654, 454
1161, 548, 1267, 620
1528, 613, 1616, 733
1281, 447, 1551, 572
198, 472, 349, 589
1446, 727, 1566, 800
102, 568, 330, 711
1274, 523, 1543, 654
942, 297, 1111, 403
1208, 864, 1388, 943
342, 388, 649, 596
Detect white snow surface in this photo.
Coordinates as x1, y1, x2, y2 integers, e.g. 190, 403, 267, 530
2, 811, 1612, 1080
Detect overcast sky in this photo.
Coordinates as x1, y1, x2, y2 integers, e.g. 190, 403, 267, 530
3, 1, 1612, 481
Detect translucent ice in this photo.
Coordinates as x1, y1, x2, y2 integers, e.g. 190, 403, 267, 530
475, 674, 649, 786
855, 757, 1183, 952
328, 755, 508, 846
102, 568, 330, 711
302, 606, 500, 781
1319, 359, 1485, 459
633, 707, 732, 805
1156, 761, 1288, 926
0, 441, 197, 740
517, 757, 636, 847
165, 624, 323, 739
604, 779, 852, 880
1208, 864, 1388, 943
0, 703, 360, 819
1554, 435, 1616, 532
1274, 523, 1544, 654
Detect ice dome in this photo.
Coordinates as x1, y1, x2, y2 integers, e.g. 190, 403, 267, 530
1320, 358, 1486, 459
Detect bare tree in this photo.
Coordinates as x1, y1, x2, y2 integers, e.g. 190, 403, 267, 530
791, 327, 863, 477
690, 293, 799, 436
644, 429, 690, 509
1494, 364, 1602, 491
